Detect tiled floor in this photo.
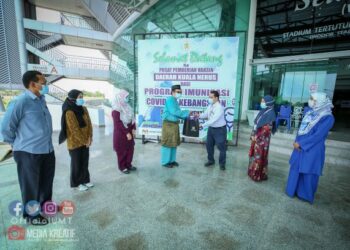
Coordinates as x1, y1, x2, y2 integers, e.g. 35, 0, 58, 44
0, 128, 349, 250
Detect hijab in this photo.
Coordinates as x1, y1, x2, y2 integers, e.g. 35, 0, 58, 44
298, 92, 333, 136
254, 95, 277, 134
112, 89, 135, 128
59, 89, 86, 144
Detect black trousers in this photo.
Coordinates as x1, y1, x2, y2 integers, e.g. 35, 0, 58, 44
206, 126, 227, 166
13, 151, 56, 218
68, 146, 90, 188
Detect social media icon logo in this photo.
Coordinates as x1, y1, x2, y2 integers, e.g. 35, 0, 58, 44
42, 201, 57, 216
59, 200, 75, 217
25, 200, 40, 217
8, 225, 26, 240
8, 200, 23, 217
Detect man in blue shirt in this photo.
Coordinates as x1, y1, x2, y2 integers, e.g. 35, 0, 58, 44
199, 90, 227, 170
1, 70, 55, 225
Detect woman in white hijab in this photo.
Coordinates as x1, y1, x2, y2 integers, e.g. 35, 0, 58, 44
112, 89, 137, 174
286, 92, 334, 203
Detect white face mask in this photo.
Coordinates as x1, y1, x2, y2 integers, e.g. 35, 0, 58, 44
308, 99, 316, 108
175, 93, 182, 99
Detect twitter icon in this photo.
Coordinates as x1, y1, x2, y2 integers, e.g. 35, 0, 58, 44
25, 200, 41, 217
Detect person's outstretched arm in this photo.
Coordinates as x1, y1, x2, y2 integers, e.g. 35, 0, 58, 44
166, 97, 189, 119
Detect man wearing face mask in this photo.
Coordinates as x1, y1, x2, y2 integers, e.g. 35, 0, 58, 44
199, 90, 227, 170
1, 71, 55, 225
59, 90, 93, 191
161, 85, 190, 168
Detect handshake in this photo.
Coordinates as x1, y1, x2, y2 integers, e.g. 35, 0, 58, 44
189, 111, 200, 119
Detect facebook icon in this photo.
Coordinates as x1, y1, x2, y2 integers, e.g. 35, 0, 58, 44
9, 200, 23, 217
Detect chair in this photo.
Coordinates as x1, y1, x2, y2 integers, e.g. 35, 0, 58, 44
291, 106, 303, 128
276, 105, 292, 131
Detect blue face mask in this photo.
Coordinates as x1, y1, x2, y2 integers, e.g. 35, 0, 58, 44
125, 97, 129, 103
260, 103, 267, 109
39, 85, 49, 95
208, 98, 214, 104
76, 98, 85, 106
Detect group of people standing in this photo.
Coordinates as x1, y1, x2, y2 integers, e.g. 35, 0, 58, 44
0, 71, 138, 225
247, 93, 334, 203
1, 70, 334, 225
160, 84, 335, 204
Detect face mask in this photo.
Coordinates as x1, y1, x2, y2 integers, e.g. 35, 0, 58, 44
308, 99, 315, 108
175, 93, 182, 99
260, 103, 267, 109
208, 98, 214, 104
37, 84, 49, 95
124, 97, 129, 103
76, 98, 85, 106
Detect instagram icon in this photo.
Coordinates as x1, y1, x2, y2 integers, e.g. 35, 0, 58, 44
42, 201, 58, 217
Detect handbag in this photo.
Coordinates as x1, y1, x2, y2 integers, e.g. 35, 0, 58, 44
182, 117, 199, 137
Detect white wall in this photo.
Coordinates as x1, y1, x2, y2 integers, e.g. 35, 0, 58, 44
240, 0, 257, 120
47, 103, 105, 131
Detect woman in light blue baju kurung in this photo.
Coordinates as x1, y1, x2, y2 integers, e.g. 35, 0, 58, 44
161, 85, 189, 168
286, 92, 334, 203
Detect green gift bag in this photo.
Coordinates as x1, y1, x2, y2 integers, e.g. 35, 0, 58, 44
227, 131, 233, 141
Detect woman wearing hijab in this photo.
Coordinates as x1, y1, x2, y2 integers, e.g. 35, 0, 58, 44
59, 89, 93, 191
248, 95, 276, 181
286, 92, 334, 203
112, 89, 137, 174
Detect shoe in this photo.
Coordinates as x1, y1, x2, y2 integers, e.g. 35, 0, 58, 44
28, 215, 49, 226
204, 161, 215, 167
128, 166, 137, 171
78, 184, 89, 191
122, 169, 130, 174
220, 165, 226, 171
84, 183, 94, 188
171, 162, 179, 167
162, 163, 173, 168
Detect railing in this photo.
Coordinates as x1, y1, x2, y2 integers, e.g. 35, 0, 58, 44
26, 30, 111, 71
115, 35, 133, 53
107, 2, 131, 25
64, 56, 110, 71
110, 61, 133, 80
46, 75, 64, 84
26, 31, 136, 84
48, 84, 67, 101
26, 30, 67, 64
60, 13, 106, 32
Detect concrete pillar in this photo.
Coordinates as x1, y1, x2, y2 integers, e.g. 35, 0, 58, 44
14, 0, 27, 75
240, 0, 257, 120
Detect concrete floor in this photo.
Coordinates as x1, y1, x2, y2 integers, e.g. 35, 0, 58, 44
0, 127, 349, 250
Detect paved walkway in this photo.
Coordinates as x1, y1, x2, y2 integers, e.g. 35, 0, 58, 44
0, 128, 349, 250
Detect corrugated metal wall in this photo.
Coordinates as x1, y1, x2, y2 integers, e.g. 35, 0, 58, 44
0, 0, 22, 87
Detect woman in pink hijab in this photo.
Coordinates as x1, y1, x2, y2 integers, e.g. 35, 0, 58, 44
112, 90, 137, 174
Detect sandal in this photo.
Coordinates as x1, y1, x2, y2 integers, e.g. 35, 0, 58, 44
122, 169, 130, 174
162, 163, 173, 168
171, 162, 179, 167
129, 166, 137, 171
